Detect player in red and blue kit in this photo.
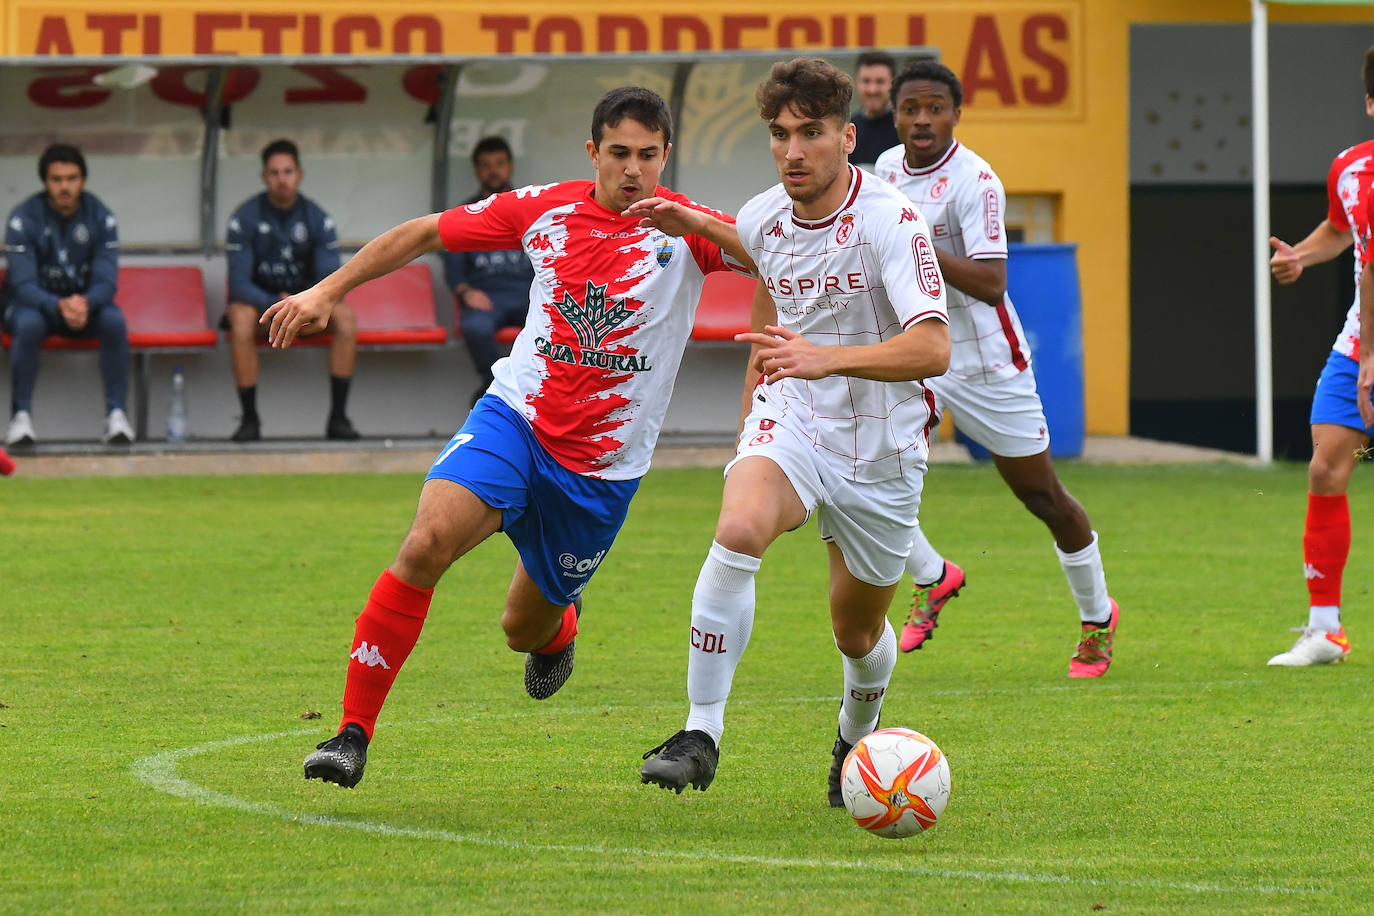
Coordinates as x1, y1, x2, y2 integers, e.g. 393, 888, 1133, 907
270, 87, 748, 789
1265, 44, 1374, 666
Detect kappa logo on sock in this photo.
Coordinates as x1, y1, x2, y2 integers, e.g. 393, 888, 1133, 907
1304, 563, 1326, 580
350, 641, 390, 669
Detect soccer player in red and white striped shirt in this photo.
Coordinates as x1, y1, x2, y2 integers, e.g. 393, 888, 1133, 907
268, 87, 749, 789
1266, 45, 1374, 666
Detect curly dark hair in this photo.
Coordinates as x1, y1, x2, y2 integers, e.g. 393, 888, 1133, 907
891, 60, 963, 110
755, 57, 853, 124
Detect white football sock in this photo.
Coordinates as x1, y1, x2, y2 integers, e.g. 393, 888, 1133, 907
1055, 531, 1112, 623
1308, 605, 1341, 633
684, 541, 761, 745
838, 620, 897, 745
905, 524, 946, 585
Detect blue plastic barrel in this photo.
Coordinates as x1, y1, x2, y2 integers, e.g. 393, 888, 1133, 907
956, 242, 1085, 460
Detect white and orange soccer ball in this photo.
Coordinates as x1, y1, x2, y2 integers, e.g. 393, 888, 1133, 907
839, 727, 951, 838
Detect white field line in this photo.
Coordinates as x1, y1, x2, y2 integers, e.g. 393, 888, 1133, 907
131, 694, 1322, 899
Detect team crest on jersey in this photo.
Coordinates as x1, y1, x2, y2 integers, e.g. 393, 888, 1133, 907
930, 176, 949, 200
73, 223, 89, 245
835, 214, 855, 245
291, 222, 308, 243
655, 238, 673, 268
913, 234, 942, 299
535, 280, 652, 373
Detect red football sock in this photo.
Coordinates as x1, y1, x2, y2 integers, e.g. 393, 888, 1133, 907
535, 603, 579, 655
339, 569, 433, 740
1303, 492, 1350, 608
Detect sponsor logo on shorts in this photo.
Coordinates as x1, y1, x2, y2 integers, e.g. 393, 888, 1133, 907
560, 549, 607, 576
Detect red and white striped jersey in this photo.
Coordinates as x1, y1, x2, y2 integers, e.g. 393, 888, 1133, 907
874, 141, 1030, 384
438, 180, 742, 480
736, 167, 949, 484
1325, 139, 1374, 360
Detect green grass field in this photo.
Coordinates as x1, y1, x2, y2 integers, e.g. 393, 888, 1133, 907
3, 462, 1371, 913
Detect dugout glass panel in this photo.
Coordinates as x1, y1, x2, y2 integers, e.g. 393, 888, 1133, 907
0, 65, 204, 248
214, 63, 433, 247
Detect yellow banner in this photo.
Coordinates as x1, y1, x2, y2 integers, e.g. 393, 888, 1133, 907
4, 1, 1082, 118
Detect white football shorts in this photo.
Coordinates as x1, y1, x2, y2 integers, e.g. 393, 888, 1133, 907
930, 367, 1050, 459
725, 404, 924, 587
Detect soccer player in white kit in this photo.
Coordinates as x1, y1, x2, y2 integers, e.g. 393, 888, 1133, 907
873, 60, 1119, 678
635, 57, 951, 804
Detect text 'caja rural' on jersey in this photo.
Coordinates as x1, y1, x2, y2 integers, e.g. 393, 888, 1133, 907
735, 167, 949, 484
1325, 139, 1374, 360
437, 180, 745, 480
874, 141, 1030, 385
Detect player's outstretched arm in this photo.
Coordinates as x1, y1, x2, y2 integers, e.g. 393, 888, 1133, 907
1358, 260, 1374, 428
264, 214, 443, 348
624, 197, 756, 274
1269, 220, 1350, 285
738, 317, 950, 385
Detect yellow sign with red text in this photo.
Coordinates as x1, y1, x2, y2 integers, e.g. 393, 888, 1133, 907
4, 1, 1082, 119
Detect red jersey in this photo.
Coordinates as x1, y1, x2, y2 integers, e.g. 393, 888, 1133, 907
437, 180, 742, 479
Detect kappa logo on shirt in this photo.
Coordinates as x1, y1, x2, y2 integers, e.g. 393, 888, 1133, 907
766, 221, 786, 239
530, 233, 554, 252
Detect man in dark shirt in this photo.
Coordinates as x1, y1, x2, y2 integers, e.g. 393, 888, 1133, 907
849, 50, 899, 167
224, 138, 359, 441
2, 143, 133, 446
444, 136, 535, 406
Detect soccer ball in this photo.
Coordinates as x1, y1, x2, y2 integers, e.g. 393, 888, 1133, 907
839, 727, 951, 838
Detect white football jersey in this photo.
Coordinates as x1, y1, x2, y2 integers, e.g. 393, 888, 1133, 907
874, 141, 1031, 384
736, 167, 949, 484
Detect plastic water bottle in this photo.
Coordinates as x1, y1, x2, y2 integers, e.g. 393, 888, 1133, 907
167, 365, 189, 443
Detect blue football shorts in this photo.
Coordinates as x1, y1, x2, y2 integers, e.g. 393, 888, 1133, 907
1309, 349, 1374, 434
425, 394, 639, 606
